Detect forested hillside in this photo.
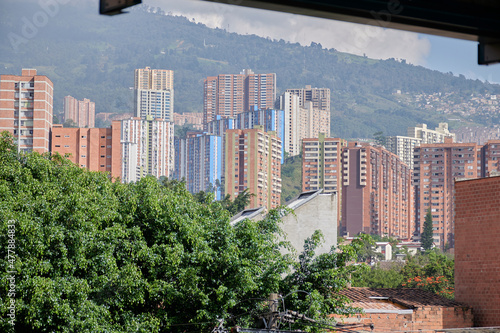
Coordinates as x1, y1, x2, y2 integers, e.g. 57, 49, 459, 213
1, 1, 499, 137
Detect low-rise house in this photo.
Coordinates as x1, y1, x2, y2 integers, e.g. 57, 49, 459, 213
334, 288, 473, 332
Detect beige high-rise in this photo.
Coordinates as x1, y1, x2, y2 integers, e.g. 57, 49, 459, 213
280, 86, 330, 157
134, 67, 174, 121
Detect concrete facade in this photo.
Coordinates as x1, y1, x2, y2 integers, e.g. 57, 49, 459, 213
282, 190, 337, 255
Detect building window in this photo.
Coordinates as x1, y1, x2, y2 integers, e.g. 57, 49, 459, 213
64, 145, 69, 148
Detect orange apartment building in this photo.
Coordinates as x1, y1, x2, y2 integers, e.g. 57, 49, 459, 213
51, 121, 122, 179
63, 96, 95, 128
302, 134, 347, 221
225, 127, 282, 210
479, 139, 500, 177
413, 138, 479, 249
0, 68, 53, 153
413, 138, 500, 249
341, 142, 413, 240
203, 70, 276, 126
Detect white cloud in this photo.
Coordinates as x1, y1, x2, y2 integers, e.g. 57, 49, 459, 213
147, 0, 431, 65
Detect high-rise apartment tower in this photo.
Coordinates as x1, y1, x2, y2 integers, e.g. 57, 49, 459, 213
0, 69, 53, 153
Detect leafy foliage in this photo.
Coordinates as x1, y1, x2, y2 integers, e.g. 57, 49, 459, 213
401, 251, 455, 298
280, 231, 368, 330
0, 132, 362, 332
353, 247, 455, 299
421, 208, 434, 251
352, 262, 405, 289
280, 155, 303, 204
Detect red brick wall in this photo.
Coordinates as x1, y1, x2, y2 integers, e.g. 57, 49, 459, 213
333, 306, 472, 332
455, 176, 500, 327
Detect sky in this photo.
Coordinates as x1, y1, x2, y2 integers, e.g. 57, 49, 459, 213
148, 0, 500, 83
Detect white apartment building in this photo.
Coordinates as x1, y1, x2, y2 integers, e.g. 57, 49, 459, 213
121, 116, 174, 183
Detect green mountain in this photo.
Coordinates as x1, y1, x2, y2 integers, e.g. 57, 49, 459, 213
1, 1, 499, 137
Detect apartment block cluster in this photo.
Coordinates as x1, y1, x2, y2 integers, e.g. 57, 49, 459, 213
3, 68, 500, 249
0, 68, 329, 213
301, 122, 500, 249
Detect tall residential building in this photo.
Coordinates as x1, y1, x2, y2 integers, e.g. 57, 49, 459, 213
386, 136, 422, 168
235, 107, 285, 162
63, 96, 95, 128
302, 135, 347, 194
174, 133, 223, 199
302, 134, 347, 222
407, 123, 455, 143
203, 69, 276, 126
0, 68, 53, 153
413, 138, 478, 249
280, 86, 331, 157
479, 140, 500, 177
342, 142, 413, 240
121, 116, 174, 183
51, 121, 121, 179
225, 127, 282, 210
134, 67, 174, 122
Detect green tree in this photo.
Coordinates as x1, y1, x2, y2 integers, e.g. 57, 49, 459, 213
63, 119, 78, 128
352, 262, 405, 288
373, 131, 386, 146
280, 231, 369, 330
220, 188, 254, 215
354, 234, 384, 263
401, 250, 455, 298
421, 208, 434, 251
0, 132, 360, 332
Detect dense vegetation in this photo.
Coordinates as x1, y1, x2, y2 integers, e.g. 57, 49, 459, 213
352, 237, 455, 299
2, 1, 500, 138
0, 132, 366, 332
281, 154, 303, 203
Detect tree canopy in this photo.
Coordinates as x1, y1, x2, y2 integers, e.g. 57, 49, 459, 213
0, 132, 363, 332
421, 208, 434, 251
